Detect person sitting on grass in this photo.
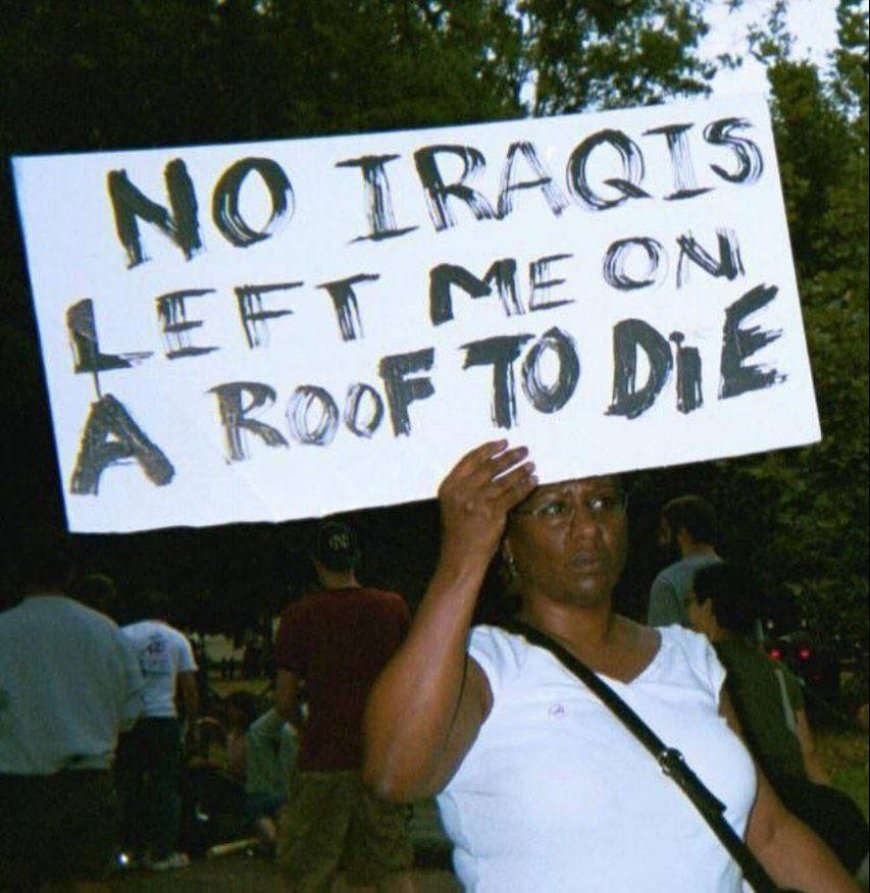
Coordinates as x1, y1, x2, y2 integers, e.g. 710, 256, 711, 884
182, 691, 298, 856
244, 704, 299, 851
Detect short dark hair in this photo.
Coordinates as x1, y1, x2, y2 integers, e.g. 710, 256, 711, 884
71, 572, 118, 617
662, 495, 717, 545
17, 527, 75, 592
138, 589, 172, 621
225, 690, 260, 729
692, 562, 758, 635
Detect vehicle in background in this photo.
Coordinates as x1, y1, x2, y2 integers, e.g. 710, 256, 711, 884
766, 630, 841, 718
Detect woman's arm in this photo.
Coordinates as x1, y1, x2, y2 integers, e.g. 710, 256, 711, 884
719, 692, 858, 892
363, 441, 536, 802
746, 770, 858, 891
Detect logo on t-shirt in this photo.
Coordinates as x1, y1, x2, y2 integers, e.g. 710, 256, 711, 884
139, 634, 171, 677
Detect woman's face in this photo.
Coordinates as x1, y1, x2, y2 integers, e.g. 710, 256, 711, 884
504, 476, 628, 609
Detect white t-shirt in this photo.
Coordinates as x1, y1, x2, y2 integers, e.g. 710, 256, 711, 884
437, 625, 757, 893
122, 620, 197, 718
0, 596, 142, 773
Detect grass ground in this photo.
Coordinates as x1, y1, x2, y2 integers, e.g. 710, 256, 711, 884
817, 726, 869, 819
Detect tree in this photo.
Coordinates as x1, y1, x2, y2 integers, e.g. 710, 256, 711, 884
0, 0, 720, 611
670, 0, 870, 660
763, 0, 868, 657
518, 0, 715, 114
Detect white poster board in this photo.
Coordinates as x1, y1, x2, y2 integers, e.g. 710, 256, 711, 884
13, 94, 820, 533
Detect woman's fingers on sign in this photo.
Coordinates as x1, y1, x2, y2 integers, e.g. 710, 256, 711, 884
439, 441, 536, 546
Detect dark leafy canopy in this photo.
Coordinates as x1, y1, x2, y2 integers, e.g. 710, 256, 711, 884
653, 0, 869, 664
626, 1, 868, 686
519, 0, 715, 114
0, 0, 717, 151
760, 0, 868, 659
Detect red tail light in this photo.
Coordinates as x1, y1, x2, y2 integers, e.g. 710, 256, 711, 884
798, 647, 811, 661
770, 648, 782, 660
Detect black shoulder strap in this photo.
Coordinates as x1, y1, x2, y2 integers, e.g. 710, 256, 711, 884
506, 619, 782, 893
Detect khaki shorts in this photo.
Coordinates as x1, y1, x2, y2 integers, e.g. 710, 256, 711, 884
277, 771, 413, 891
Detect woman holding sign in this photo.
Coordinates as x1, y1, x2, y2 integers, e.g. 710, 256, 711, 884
363, 441, 857, 892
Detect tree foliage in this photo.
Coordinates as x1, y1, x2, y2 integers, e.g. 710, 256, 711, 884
653, 0, 870, 657
519, 0, 714, 113
759, 0, 869, 654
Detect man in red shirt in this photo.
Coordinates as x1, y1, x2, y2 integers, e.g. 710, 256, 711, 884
274, 519, 415, 892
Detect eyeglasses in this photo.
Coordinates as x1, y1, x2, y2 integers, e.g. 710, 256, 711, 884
512, 491, 628, 524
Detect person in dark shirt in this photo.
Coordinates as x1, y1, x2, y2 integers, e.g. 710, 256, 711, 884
688, 561, 868, 877
273, 519, 415, 892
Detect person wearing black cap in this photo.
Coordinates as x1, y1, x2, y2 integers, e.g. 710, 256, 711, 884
273, 519, 415, 892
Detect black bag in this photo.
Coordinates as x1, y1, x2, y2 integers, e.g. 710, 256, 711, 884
770, 773, 868, 874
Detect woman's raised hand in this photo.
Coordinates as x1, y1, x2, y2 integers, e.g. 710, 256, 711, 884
437, 440, 537, 570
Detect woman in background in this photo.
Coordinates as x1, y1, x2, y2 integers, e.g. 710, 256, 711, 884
688, 561, 869, 877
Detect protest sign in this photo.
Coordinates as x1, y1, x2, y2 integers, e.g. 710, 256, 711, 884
12, 94, 820, 533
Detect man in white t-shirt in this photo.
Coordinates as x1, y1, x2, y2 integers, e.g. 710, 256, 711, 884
118, 591, 198, 871
1, 536, 143, 891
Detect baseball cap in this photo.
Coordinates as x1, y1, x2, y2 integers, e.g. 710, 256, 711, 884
314, 520, 360, 572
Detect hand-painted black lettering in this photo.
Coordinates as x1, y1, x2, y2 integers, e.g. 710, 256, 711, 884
378, 348, 435, 436
344, 383, 385, 438
566, 129, 651, 210
644, 123, 712, 201
286, 386, 340, 446
67, 299, 152, 390
336, 154, 418, 242
317, 274, 379, 342
498, 141, 570, 219
676, 228, 744, 287
603, 238, 666, 291
704, 118, 764, 184
521, 327, 580, 413
70, 394, 174, 494
461, 334, 534, 429
529, 254, 574, 312
719, 284, 785, 398
107, 160, 201, 268
209, 381, 288, 461
156, 289, 218, 359
429, 260, 520, 325
670, 332, 703, 414
607, 319, 673, 419
212, 157, 294, 248
413, 145, 496, 231
235, 281, 302, 349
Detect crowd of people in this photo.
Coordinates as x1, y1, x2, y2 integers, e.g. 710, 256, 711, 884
0, 536, 302, 890
2, 442, 868, 892
0, 520, 414, 892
